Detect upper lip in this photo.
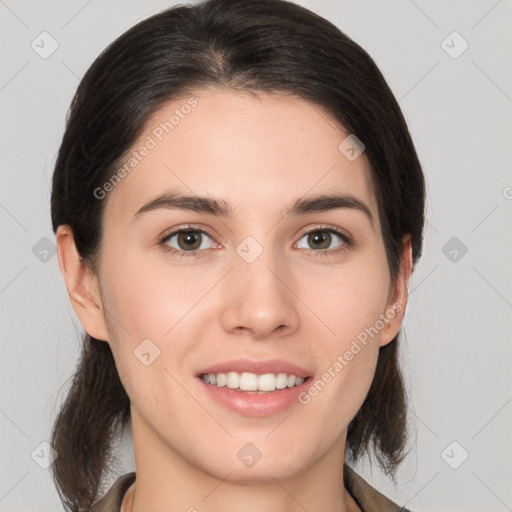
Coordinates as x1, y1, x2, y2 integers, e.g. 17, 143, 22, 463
196, 358, 312, 379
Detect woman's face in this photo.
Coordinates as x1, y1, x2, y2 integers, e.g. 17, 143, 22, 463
88, 88, 406, 482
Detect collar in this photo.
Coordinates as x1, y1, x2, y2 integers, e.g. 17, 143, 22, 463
91, 465, 410, 512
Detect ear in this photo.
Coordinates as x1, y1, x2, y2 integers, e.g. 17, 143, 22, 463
379, 234, 413, 347
56, 225, 110, 342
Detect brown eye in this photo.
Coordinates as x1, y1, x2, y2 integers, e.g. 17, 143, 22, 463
296, 227, 352, 255
175, 231, 203, 251
160, 227, 215, 256
306, 231, 332, 250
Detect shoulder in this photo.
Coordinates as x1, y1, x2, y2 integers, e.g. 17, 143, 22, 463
343, 463, 413, 512
90, 472, 136, 512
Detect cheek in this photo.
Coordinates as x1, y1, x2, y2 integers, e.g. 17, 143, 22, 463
99, 259, 197, 426
296, 247, 389, 411
99, 248, 215, 396
307, 252, 391, 345
102, 231, 391, 364
101, 250, 190, 340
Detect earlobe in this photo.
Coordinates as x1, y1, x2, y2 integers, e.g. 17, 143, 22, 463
55, 225, 110, 342
379, 234, 413, 347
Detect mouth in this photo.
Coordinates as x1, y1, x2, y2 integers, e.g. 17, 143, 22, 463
195, 359, 313, 416
198, 371, 310, 393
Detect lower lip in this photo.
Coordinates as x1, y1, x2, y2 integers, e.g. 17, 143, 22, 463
197, 377, 311, 417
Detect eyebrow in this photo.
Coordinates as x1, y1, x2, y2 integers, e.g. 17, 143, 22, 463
132, 190, 374, 227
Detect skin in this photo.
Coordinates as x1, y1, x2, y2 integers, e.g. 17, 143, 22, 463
57, 88, 412, 512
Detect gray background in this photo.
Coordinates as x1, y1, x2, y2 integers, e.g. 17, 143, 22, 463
1, 0, 511, 511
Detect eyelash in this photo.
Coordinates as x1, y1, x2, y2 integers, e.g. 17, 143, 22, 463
158, 224, 353, 258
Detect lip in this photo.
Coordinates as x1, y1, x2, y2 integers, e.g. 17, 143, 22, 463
195, 358, 313, 417
197, 376, 311, 417
195, 358, 312, 379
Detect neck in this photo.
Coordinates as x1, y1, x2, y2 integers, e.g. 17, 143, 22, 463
123, 410, 361, 512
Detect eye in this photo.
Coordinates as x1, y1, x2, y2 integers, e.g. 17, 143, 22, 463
295, 226, 352, 256
159, 225, 216, 257
158, 224, 353, 258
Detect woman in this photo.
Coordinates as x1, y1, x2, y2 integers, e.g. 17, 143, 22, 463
50, 0, 425, 511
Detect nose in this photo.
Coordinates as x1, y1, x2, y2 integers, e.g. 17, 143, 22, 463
220, 245, 300, 340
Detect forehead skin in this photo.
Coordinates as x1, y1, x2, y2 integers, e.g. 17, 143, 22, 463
100, 87, 381, 256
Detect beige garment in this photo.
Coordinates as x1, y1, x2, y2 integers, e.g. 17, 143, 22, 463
90, 463, 412, 512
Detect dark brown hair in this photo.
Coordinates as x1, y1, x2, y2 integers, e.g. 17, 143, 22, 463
50, 0, 426, 510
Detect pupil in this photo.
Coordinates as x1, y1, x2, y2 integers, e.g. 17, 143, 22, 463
180, 231, 200, 250
310, 231, 330, 249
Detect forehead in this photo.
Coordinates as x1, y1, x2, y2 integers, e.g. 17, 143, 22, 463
103, 88, 378, 225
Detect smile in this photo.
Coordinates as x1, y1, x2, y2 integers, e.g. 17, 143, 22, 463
200, 371, 306, 392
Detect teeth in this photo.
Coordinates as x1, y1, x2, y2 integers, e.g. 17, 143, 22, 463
226, 371, 239, 389
287, 374, 296, 387
200, 371, 307, 392
216, 373, 226, 387
258, 373, 277, 392
275, 373, 287, 389
239, 372, 258, 391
